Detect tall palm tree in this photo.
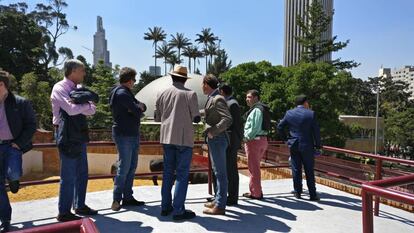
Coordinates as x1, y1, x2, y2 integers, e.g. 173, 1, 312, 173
195, 28, 218, 74
169, 33, 191, 61
191, 46, 203, 74
205, 44, 218, 69
144, 26, 167, 74
182, 46, 193, 72
166, 54, 182, 71
155, 42, 175, 75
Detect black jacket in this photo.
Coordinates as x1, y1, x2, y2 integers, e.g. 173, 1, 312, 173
109, 86, 146, 136
56, 88, 95, 157
5, 93, 36, 153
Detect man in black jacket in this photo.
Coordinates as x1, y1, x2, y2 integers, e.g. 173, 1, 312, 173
109, 67, 146, 211
0, 70, 36, 233
219, 84, 242, 205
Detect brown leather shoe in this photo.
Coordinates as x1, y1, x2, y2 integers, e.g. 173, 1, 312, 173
204, 202, 215, 208
203, 206, 225, 215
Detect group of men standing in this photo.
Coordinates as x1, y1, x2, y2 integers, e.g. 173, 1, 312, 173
0, 61, 321, 231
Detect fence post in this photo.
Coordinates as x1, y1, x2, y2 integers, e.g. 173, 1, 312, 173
374, 159, 383, 216
362, 189, 374, 233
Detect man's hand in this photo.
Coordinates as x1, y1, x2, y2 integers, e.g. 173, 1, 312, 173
11, 143, 20, 150
207, 132, 214, 139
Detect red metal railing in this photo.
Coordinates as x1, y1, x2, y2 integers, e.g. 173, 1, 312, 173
362, 174, 414, 233
12, 218, 99, 233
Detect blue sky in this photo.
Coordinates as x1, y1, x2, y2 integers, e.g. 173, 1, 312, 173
4, 0, 414, 79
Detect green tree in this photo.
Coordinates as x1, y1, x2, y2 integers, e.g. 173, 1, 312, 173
166, 54, 181, 71
169, 33, 191, 61
0, 3, 45, 85
132, 71, 157, 94
144, 26, 167, 73
195, 28, 218, 74
155, 42, 175, 75
20, 72, 52, 129
204, 44, 218, 68
295, 0, 359, 69
31, 0, 76, 72
208, 49, 232, 77
89, 61, 116, 128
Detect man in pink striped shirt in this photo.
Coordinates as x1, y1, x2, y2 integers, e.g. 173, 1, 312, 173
50, 59, 97, 222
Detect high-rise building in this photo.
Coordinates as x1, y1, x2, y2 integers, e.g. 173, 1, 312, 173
93, 16, 111, 67
284, 0, 334, 67
380, 66, 414, 99
149, 66, 161, 77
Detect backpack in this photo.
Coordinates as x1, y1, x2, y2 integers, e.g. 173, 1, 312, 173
246, 102, 272, 131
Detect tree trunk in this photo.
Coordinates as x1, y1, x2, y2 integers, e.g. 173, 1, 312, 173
154, 42, 157, 75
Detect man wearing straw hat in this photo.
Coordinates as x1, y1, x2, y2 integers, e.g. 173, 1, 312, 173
155, 65, 200, 221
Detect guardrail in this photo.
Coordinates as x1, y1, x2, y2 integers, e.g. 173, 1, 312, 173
12, 218, 99, 233
362, 174, 414, 233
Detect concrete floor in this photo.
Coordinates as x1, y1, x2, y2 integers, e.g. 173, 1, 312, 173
10, 178, 414, 233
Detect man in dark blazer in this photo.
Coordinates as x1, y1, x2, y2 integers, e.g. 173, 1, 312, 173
277, 95, 321, 201
0, 70, 36, 232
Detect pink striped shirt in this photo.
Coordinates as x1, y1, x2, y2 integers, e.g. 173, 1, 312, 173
50, 78, 96, 125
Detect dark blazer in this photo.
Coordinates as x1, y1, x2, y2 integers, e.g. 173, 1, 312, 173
5, 93, 36, 153
226, 97, 243, 147
204, 89, 232, 137
109, 85, 146, 137
277, 106, 321, 152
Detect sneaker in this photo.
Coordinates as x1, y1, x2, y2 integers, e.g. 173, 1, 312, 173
172, 210, 196, 221
74, 205, 98, 215
111, 200, 121, 211
122, 198, 145, 206
56, 212, 82, 222
9, 180, 19, 194
0, 221, 10, 233
203, 206, 225, 215
160, 208, 173, 216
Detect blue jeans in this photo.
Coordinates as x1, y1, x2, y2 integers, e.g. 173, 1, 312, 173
207, 133, 228, 209
113, 134, 139, 202
0, 143, 21, 222
161, 144, 192, 215
58, 143, 89, 214
290, 148, 316, 197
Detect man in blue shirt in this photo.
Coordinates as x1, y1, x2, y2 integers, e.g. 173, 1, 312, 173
109, 67, 146, 211
277, 95, 321, 201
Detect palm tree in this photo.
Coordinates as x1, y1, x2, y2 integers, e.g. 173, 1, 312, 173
155, 42, 175, 75
191, 46, 203, 74
205, 44, 218, 68
182, 46, 193, 72
166, 54, 182, 71
195, 28, 218, 74
144, 26, 167, 74
169, 33, 191, 61
208, 49, 232, 77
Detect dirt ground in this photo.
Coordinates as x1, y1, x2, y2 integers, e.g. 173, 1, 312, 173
9, 173, 160, 203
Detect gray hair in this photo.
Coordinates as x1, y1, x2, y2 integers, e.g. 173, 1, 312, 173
64, 59, 85, 77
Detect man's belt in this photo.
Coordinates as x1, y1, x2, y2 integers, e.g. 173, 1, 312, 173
0, 139, 12, 145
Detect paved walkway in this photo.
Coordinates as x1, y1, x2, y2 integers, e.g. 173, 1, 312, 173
10, 178, 414, 233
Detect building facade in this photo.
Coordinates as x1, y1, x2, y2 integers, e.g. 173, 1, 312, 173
379, 66, 414, 99
93, 16, 112, 67
284, 0, 334, 67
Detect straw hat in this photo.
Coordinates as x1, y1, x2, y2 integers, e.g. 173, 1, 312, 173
168, 65, 191, 79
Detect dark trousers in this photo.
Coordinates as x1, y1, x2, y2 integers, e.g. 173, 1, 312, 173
212, 133, 240, 202
290, 148, 317, 197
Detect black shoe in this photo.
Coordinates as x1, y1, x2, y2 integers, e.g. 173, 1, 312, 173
309, 194, 320, 201
294, 192, 301, 199
172, 210, 196, 221
0, 221, 10, 233
74, 205, 98, 215
56, 212, 82, 222
160, 208, 173, 216
226, 199, 238, 206
206, 197, 215, 202
111, 200, 121, 211
122, 198, 145, 206
9, 180, 19, 194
